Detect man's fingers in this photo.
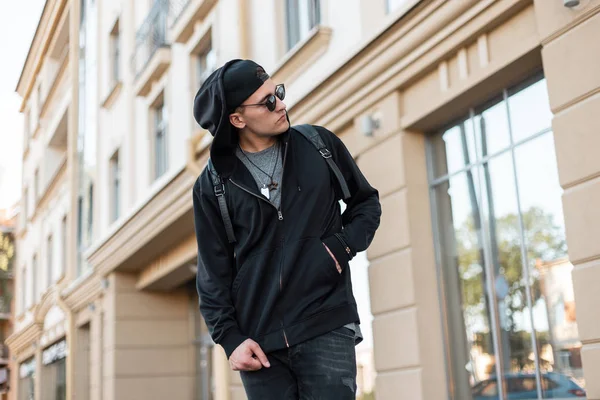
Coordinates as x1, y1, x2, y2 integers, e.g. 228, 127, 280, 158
248, 341, 271, 368
244, 357, 263, 371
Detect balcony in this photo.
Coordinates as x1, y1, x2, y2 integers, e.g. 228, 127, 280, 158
132, 0, 172, 97
168, 0, 217, 44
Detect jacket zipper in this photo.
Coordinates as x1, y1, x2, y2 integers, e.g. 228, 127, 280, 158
334, 233, 352, 257
280, 140, 289, 347
230, 139, 291, 347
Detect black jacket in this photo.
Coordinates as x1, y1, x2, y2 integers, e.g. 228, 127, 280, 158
192, 61, 381, 358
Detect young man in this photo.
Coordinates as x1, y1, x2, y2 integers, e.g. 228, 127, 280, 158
192, 59, 381, 399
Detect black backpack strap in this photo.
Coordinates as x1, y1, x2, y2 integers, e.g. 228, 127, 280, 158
293, 124, 351, 200
208, 159, 236, 243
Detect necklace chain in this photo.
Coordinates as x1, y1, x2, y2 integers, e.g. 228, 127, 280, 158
239, 141, 280, 190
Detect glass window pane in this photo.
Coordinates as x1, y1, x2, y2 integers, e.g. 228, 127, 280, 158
430, 119, 477, 179
387, 0, 408, 14
434, 171, 496, 400
482, 152, 540, 396
474, 98, 511, 158
514, 133, 586, 396
509, 78, 553, 143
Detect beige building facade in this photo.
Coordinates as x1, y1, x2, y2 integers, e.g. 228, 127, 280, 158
7, 0, 600, 399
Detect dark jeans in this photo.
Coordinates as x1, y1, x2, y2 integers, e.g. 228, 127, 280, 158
240, 327, 357, 400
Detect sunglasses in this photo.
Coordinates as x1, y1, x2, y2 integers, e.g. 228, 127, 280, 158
238, 84, 285, 112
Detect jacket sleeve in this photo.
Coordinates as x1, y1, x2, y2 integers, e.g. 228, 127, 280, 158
193, 173, 247, 358
317, 126, 382, 265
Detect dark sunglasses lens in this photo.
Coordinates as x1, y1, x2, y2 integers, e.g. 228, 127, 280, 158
266, 95, 277, 112
275, 85, 285, 101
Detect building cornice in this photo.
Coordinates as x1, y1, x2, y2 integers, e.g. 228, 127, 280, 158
16, 0, 69, 112
5, 321, 42, 356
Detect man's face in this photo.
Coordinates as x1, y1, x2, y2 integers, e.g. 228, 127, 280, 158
229, 79, 289, 136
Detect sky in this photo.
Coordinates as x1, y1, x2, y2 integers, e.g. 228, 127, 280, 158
0, 1, 46, 209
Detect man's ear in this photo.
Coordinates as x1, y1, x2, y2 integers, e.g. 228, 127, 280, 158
229, 112, 246, 129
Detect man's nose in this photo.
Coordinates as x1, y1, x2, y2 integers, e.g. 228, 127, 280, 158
275, 97, 286, 112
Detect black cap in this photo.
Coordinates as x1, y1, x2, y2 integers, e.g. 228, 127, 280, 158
223, 60, 270, 111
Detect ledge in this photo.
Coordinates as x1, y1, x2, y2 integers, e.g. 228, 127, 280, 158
134, 47, 172, 97
169, 0, 218, 44
102, 81, 123, 109
270, 25, 333, 86
5, 321, 42, 356
87, 167, 197, 276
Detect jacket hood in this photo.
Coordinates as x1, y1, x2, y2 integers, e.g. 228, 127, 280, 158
193, 59, 240, 177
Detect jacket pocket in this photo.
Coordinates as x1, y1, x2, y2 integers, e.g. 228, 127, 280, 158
281, 238, 345, 321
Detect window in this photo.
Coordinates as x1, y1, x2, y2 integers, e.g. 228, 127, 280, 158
32, 254, 37, 304
110, 19, 120, 85
153, 97, 168, 179
429, 76, 585, 399
110, 151, 120, 222
286, 0, 320, 50
18, 358, 35, 400
47, 235, 53, 287
24, 110, 30, 150
87, 183, 94, 240
196, 43, 216, 88
386, 0, 409, 14
61, 216, 67, 277
34, 169, 40, 203
21, 266, 27, 312
23, 187, 29, 221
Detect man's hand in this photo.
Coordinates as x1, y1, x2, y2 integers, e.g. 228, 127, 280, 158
323, 244, 342, 274
229, 339, 271, 371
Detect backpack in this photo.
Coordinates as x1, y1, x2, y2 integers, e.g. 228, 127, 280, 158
207, 124, 351, 244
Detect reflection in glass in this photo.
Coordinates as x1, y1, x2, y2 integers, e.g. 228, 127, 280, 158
508, 79, 553, 144
430, 77, 586, 399
484, 152, 540, 396
430, 119, 477, 179
474, 98, 511, 159
435, 172, 495, 400
515, 134, 584, 397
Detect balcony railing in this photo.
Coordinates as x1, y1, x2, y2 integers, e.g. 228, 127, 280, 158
168, 0, 192, 27
132, 0, 171, 79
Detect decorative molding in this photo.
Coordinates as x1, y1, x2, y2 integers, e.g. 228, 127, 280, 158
540, 2, 600, 46
270, 26, 333, 86
101, 81, 123, 109
134, 48, 172, 97
5, 321, 42, 356
438, 61, 449, 91
62, 272, 102, 313
17, 0, 69, 111
478, 34, 489, 67
289, 0, 530, 131
169, 0, 218, 44
458, 48, 469, 80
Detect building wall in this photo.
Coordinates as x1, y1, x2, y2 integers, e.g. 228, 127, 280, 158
535, 0, 600, 398
101, 272, 195, 399
9, 0, 600, 399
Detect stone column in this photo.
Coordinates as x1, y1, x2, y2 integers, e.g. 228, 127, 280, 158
534, 0, 600, 397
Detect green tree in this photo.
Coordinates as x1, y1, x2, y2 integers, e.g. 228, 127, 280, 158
456, 206, 566, 368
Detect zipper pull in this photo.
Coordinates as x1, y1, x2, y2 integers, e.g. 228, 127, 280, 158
278, 211, 283, 220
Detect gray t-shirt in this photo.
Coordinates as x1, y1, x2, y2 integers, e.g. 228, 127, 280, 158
235, 140, 362, 343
